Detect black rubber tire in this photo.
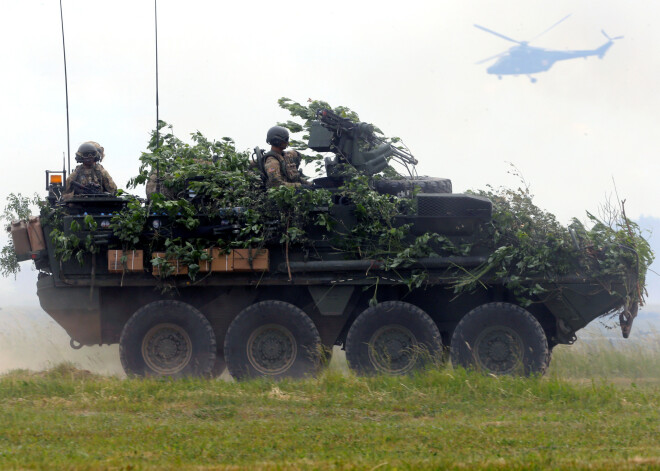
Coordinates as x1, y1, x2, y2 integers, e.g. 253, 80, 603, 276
224, 301, 322, 380
345, 301, 443, 375
450, 302, 550, 376
119, 300, 216, 378
374, 176, 452, 196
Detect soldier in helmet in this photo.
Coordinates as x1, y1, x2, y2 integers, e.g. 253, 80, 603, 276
263, 126, 311, 188
63, 141, 118, 199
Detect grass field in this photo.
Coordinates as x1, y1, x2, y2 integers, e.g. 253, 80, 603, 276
1, 334, 659, 470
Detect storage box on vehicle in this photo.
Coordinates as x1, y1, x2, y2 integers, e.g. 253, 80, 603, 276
10, 220, 31, 261
108, 250, 144, 273
27, 216, 46, 252
196, 248, 233, 272
211, 248, 233, 272
152, 252, 188, 276
232, 248, 269, 271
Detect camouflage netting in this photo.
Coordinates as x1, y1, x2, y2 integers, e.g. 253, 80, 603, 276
1, 100, 653, 327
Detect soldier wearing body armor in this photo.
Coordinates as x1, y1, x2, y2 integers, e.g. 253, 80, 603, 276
264, 126, 310, 188
145, 168, 177, 200
145, 157, 213, 200
63, 142, 117, 199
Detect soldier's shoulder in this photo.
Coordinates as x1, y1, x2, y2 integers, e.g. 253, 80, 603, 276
96, 164, 112, 175
264, 153, 281, 164
264, 149, 282, 158
264, 157, 280, 168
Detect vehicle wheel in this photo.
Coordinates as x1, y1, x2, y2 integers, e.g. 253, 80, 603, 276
119, 300, 216, 378
450, 302, 550, 376
224, 301, 322, 380
345, 301, 443, 375
373, 176, 452, 196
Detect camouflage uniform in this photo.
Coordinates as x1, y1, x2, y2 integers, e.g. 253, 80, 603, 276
264, 149, 308, 188
63, 163, 117, 198
145, 170, 177, 199
145, 157, 214, 199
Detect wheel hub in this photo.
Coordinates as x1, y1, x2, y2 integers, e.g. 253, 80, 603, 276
368, 325, 418, 374
474, 326, 523, 374
247, 324, 297, 375
141, 323, 193, 375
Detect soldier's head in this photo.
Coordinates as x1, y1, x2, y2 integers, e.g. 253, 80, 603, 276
266, 126, 289, 150
85, 141, 105, 161
75, 142, 100, 167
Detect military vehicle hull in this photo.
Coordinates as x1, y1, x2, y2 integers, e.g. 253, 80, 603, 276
30, 195, 638, 379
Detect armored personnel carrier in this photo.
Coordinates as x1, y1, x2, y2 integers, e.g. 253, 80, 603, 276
12, 110, 642, 379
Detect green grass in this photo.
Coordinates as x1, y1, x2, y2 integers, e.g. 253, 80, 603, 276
549, 336, 660, 383
1, 329, 658, 470
0, 357, 659, 470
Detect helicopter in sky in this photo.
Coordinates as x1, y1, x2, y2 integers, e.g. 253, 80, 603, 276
475, 15, 623, 83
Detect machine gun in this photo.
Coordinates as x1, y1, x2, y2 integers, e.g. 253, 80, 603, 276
70, 180, 105, 195
308, 109, 418, 176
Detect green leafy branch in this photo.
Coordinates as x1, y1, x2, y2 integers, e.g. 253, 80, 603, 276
0, 193, 44, 278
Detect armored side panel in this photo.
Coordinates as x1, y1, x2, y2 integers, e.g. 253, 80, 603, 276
416, 193, 492, 218
396, 193, 493, 236
540, 275, 636, 342
37, 275, 102, 345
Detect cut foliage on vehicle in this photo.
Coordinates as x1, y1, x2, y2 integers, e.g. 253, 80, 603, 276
2, 99, 652, 379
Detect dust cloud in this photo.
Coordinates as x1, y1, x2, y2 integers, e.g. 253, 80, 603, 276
0, 306, 124, 376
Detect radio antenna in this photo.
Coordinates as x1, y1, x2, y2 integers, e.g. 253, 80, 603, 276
155, 0, 161, 193
59, 0, 71, 175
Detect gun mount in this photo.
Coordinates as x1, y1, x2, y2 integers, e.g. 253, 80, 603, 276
309, 109, 418, 178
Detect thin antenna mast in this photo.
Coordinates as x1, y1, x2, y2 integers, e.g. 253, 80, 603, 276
59, 0, 71, 175
155, 0, 161, 193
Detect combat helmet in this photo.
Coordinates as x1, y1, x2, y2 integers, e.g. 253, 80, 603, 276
75, 142, 100, 163
85, 141, 105, 161
266, 126, 289, 147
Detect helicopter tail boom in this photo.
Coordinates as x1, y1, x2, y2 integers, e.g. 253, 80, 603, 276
597, 41, 613, 59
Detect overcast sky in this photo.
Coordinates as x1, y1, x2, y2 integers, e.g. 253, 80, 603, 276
1, 0, 659, 304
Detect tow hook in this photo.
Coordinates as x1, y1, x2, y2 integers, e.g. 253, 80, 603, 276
619, 300, 638, 339
69, 338, 83, 350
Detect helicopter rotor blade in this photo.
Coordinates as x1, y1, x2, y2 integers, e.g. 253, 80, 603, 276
475, 51, 507, 65
529, 14, 572, 42
602, 30, 624, 41
474, 24, 522, 44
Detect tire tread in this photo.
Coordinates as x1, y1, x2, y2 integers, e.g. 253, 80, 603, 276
119, 300, 216, 377
346, 301, 442, 375
450, 302, 550, 375
224, 300, 321, 380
